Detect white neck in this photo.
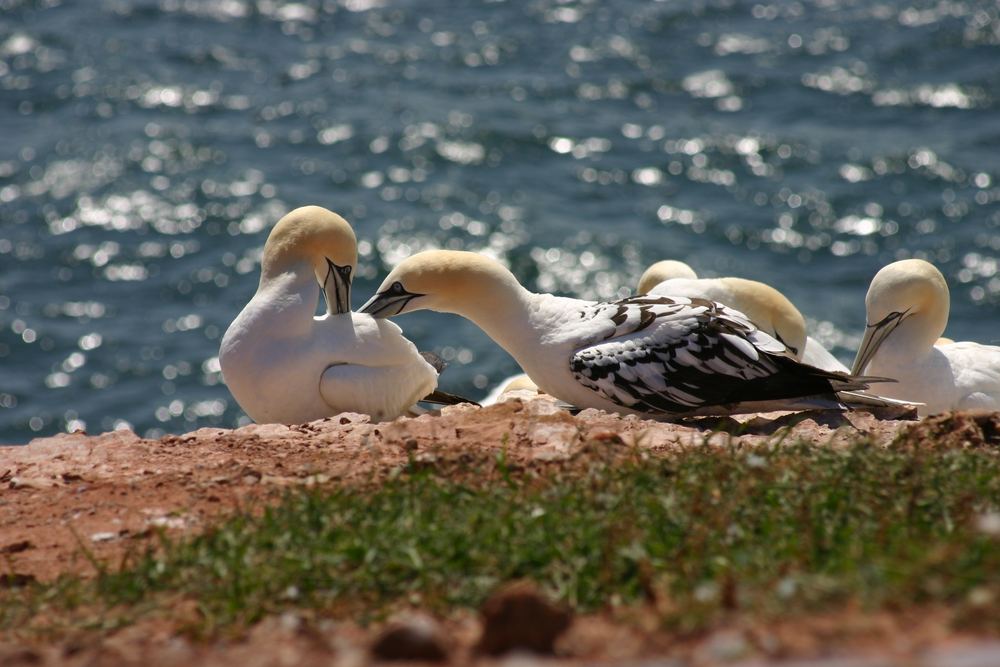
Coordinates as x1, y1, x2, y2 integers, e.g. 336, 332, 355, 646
451, 283, 541, 356
253, 263, 319, 321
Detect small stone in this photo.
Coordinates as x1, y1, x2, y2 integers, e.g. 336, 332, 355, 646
528, 423, 576, 447
440, 402, 481, 417
699, 629, 751, 663
922, 641, 1000, 667
587, 430, 625, 445
475, 581, 572, 656
9, 477, 58, 490
0, 645, 43, 665
370, 613, 449, 662
524, 398, 564, 417
146, 515, 187, 530
90, 531, 119, 543
0, 540, 33, 554
0, 573, 36, 589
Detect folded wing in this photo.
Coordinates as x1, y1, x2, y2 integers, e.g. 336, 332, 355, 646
569, 295, 868, 414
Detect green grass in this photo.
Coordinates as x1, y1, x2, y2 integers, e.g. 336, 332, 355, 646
4, 436, 1000, 636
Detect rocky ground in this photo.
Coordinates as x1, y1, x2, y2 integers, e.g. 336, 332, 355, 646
2, 396, 999, 666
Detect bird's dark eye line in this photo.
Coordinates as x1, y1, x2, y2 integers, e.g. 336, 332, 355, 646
868, 308, 910, 328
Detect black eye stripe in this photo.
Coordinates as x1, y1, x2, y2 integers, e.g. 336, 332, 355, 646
325, 258, 351, 271
868, 309, 909, 328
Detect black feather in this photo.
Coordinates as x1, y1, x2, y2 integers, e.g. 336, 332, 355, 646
570, 294, 873, 415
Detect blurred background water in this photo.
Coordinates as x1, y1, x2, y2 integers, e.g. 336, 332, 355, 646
1, 0, 998, 443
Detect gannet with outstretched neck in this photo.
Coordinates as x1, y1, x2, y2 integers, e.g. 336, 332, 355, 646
220, 206, 439, 424
359, 250, 873, 417
851, 259, 1000, 415
638, 260, 849, 373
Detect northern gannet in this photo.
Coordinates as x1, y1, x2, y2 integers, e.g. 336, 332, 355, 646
636, 259, 698, 288
359, 250, 873, 417
638, 260, 849, 373
850, 259, 1000, 415
480, 373, 540, 405
220, 206, 440, 424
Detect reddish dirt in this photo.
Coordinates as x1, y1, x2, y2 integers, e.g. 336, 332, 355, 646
1, 397, 998, 666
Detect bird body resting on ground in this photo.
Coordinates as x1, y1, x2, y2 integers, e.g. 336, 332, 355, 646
220, 206, 441, 424
360, 250, 874, 418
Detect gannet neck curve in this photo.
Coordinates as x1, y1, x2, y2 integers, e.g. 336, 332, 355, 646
718, 278, 806, 350
244, 265, 318, 334
361, 249, 536, 344
864, 258, 949, 352
637, 260, 697, 294
852, 259, 950, 375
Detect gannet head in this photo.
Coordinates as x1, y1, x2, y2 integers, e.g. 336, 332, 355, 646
261, 206, 358, 315
851, 259, 950, 374
636, 260, 698, 294
717, 278, 808, 357
359, 250, 521, 318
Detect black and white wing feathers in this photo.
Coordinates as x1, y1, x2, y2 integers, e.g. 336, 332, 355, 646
569, 295, 867, 415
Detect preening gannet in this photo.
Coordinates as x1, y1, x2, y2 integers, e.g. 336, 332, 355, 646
850, 259, 1000, 415
637, 260, 849, 373
359, 250, 873, 417
219, 206, 439, 424
480, 373, 540, 405
636, 260, 698, 291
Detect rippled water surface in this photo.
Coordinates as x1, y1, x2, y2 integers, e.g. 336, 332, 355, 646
1, 0, 999, 442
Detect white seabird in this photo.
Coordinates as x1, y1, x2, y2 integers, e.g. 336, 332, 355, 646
480, 373, 540, 405
850, 258, 1000, 415
637, 260, 849, 373
636, 259, 698, 286
219, 206, 439, 424
359, 250, 873, 418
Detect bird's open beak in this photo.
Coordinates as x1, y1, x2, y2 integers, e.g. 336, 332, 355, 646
358, 283, 424, 319
850, 309, 911, 375
322, 258, 353, 315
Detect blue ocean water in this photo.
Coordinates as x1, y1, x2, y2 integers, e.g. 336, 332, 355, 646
1, 0, 998, 443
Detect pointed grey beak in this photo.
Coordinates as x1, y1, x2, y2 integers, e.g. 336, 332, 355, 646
322, 258, 352, 315
850, 309, 911, 375
358, 281, 424, 319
